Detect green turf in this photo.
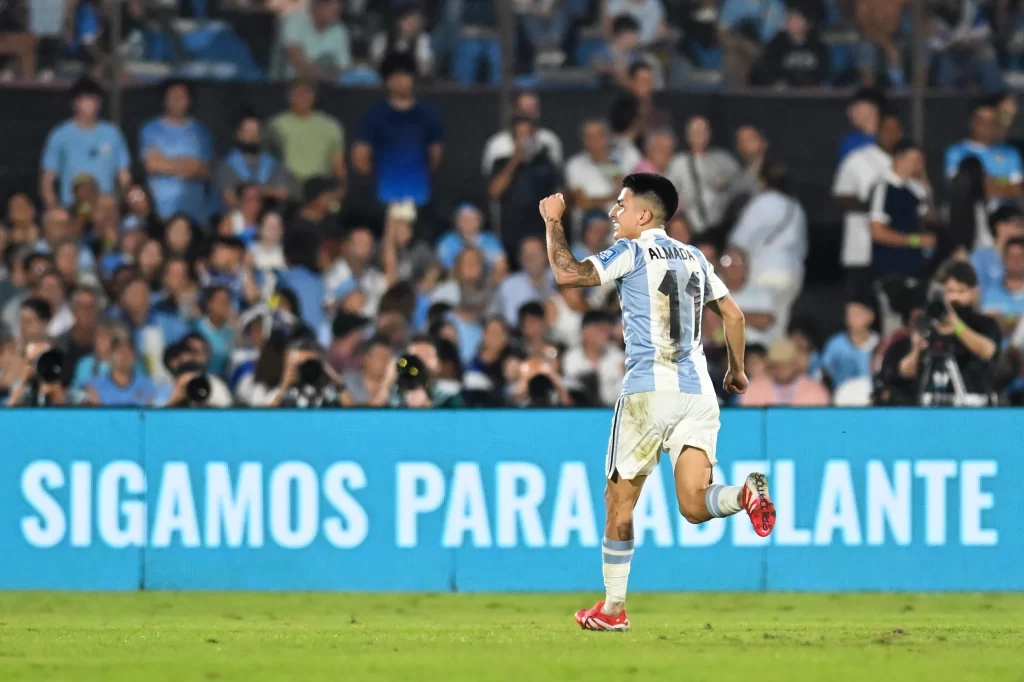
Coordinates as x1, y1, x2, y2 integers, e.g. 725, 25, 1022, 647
0, 592, 1021, 682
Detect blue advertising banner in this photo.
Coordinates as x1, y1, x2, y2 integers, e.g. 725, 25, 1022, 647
0, 408, 1019, 591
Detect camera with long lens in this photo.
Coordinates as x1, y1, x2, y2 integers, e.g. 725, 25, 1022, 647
287, 327, 325, 388
396, 354, 429, 393
35, 348, 65, 384
924, 284, 948, 325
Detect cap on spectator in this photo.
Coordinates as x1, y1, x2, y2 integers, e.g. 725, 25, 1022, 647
380, 52, 417, 80
387, 200, 417, 223
303, 176, 340, 204
332, 312, 370, 339
768, 338, 800, 365
70, 76, 105, 101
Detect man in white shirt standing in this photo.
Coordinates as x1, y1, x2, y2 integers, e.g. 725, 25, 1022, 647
729, 161, 807, 342
482, 90, 563, 177
832, 114, 904, 292
566, 119, 631, 230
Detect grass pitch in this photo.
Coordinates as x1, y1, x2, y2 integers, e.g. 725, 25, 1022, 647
0, 592, 1021, 682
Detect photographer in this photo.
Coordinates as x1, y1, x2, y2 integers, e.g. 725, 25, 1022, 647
897, 260, 1001, 406
159, 341, 233, 408
394, 336, 463, 408
4, 340, 68, 407
267, 329, 351, 408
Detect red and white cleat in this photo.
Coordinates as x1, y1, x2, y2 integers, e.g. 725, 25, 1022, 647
742, 473, 776, 537
575, 601, 630, 632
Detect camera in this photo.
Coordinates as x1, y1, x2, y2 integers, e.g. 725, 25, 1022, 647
924, 284, 948, 323
185, 372, 212, 403
35, 348, 65, 384
287, 327, 326, 388
396, 354, 429, 392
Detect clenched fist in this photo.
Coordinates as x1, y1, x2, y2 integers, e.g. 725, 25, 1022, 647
539, 193, 565, 221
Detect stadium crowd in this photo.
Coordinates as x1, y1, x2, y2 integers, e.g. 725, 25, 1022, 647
3, 30, 1024, 407
0, 0, 1023, 90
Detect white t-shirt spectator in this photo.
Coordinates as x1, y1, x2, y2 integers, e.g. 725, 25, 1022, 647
832, 144, 891, 267
605, 0, 666, 46
565, 153, 623, 217
370, 32, 434, 73
323, 260, 388, 316
281, 10, 351, 78
482, 128, 563, 176
562, 345, 626, 406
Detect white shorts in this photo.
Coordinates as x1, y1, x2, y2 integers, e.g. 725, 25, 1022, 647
605, 391, 721, 480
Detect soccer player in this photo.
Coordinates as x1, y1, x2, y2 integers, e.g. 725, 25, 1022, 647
538, 173, 776, 632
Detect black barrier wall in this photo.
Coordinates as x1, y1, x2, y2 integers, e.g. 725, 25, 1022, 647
0, 85, 1000, 279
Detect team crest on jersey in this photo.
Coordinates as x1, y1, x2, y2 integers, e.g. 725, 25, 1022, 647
597, 247, 621, 265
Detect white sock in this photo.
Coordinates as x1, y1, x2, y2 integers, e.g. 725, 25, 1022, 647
602, 537, 633, 610
705, 484, 744, 518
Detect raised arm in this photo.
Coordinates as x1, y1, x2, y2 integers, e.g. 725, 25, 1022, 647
540, 193, 602, 288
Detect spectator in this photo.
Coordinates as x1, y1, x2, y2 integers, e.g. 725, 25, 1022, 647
83, 328, 160, 407
39, 206, 72, 253
562, 310, 624, 405
621, 61, 668, 139
17, 297, 52, 346
431, 247, 492, 312
370, 4, 434, 77
718, 0, 785, 85
482, 91, 563, 178
124, 185, 163, 239
114, 277, 189, 381
401, 334, 462, 407
354, 54, 443, 215
729, 161, 808, 340
0, 4, 36, 80
516, 302, 553, 358
591, 14, 663, 90
602, 0, 668, 48
436, 203, 507, 280
973, 206, 1024, 294
0, 248, 28, 315
980, 237, 1024, 337
4, 336, 67, 407
1, 253, 50, 333
200, 237, 256, 310
139, 80, 213, 224
868, 139, 935, 280
672, 115, 740, 234
546, 285, 588, 348
729, 124, 768, 208
821, 294, 880, 389
573, 211, 613, 260
162, 213, 200, 263
267, 80, 346, 196
153, 256, 200, 323
36, 270, 73, 337
324, 311, 369, 375
250, 212, 288, 273
833, 113, 904, 290
218, 184, 263, 245
284, 176, 340, 279
633, 126, 677, 178
344, 335, 395, 405
897, 259, 1000, 406
215, 110, 291, 212
40, 77, 130, 210
159, 337, 234, 408
945, 101, 1023, 206
751, 4, 830, 87
195, 286, 236, 378
488, 118, 563, 258
927, 0, 1003, 92
838, 88, 882, 163
495, 236, 557, 324
679, 0, 724, 70
6, 193, 40, 247
324, 226, 388, 316
464, 316, 512, 406
740, 336, 830, 405
566, 119, 630, 225
719, 246, 776, 347
380, 200, 437, 290
279, 0, 351, 81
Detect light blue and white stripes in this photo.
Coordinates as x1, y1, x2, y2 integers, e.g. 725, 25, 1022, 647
705, 484, 727, 518
602, 537, 634, 565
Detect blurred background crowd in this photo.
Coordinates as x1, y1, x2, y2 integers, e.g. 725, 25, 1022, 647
2, 0, 1024, 409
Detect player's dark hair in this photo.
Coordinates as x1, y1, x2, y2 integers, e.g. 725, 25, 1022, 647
611, 14, 640, 35
621, 172, 679, 221
20, 297, 53, 322
935, 258, 979, 288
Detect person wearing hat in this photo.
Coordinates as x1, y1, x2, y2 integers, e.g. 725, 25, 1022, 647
740, 336, 829, 406
820, 293, 880, 390
353, 52, 443, 214
40, 77, 131, 210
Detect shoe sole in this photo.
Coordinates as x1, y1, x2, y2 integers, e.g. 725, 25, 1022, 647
749, 473, 776, 537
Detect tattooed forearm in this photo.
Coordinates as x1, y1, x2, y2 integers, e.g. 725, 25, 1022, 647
545, 218, 602, 288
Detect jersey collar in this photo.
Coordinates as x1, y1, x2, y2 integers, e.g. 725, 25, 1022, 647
642, 227, 667, 237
